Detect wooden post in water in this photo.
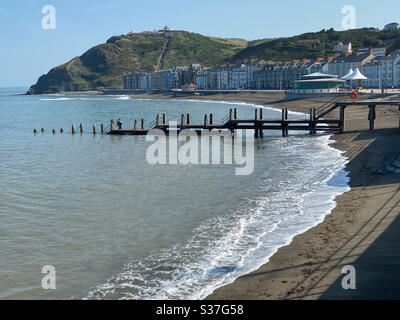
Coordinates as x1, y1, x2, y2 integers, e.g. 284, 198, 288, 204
41, 128, 45, 133
229, 109, 233, 121
259, 108, 264, 138
260, 108, 263, 119
60, 128, 64, 134
234, 108, 237, 120
52, 129, 56, 134
281, 109, 286, 137
209, 113, 213, 125
156, 114, 160, 127
141, 119, 144, 130
187, 113, 190, 125
204, 114, 208, 128
163, 113, 166, 125
33, 128, 37, 134
368, 105, 376, 130
254, 109, 259, 138
110, 119, 114, 131
101, 124, 104, 134
72, 125, 76, 134
80, 123, 84, 134
313, 108, 317, 134
134, 120, 138, 131
309, 108, 314, 134
285, 108, 289, 136
93, 125, 96, 135
181, 114, 185, 129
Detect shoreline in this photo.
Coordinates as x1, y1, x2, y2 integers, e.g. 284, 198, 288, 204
180, 93, 400, 299
130, 92, 400, 299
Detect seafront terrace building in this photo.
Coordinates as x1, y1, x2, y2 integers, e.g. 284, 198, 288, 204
327, 52, 375, 78
253, 60, 325, 90
361, 50, 400, 88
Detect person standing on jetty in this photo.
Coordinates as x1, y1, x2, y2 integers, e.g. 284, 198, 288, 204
117, 118, 123, 129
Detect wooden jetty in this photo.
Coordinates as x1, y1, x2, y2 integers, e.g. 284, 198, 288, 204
107, 107, 343, 137
33, 98, 400, 137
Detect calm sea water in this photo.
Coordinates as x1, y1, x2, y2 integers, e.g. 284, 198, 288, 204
0, 88, 349, 299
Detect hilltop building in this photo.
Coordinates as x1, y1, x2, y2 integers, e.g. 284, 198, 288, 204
384, 23, 400, 31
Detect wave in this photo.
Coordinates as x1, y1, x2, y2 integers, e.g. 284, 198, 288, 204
83, 134, 349, 300
177, 99, 306, 116
40, 97, 88, 101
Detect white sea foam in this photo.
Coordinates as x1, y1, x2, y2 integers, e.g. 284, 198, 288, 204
178, 99, 306, 117
40, 97, 88, 101
84, 134, 350, 300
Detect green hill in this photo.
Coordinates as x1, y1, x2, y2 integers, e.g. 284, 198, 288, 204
28, 28, 400, 94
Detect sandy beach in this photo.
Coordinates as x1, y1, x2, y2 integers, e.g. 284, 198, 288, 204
131, 92, 400, 299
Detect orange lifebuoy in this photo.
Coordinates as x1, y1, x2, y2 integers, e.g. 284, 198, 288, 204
350, 91, 358, 100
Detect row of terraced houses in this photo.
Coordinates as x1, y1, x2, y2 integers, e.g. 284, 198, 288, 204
124, 45, 400, 91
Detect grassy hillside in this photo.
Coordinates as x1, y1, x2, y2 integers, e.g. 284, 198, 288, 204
232, 28, 400, 62
28, 28, 400, 94
28, 31, 247, 94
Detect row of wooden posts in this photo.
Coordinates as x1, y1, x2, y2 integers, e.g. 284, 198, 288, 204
33, 123, 106, 135
33, 107, 320, 137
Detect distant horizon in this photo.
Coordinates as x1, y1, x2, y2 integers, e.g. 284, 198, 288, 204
1, 0, 399, 87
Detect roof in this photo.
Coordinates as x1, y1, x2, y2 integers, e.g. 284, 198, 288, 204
302, 72, 338, 79
294, 78, 345, 83
345, 68, 368, 80
329, 52, 372, 64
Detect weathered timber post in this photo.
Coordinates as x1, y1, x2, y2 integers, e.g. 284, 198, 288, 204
368, 105, 376, 130
187, 113, 190, 125
33, 128, 37, 134
93, 125, 96, 135
156, 114, 160, 127
52, 129, 56, 134
181, 114, 185, 129
141, 119, 144, 130
134, 120, 138, 131
60, 128, 64, 134
339, 105, 346, 133
204, 114, 208, 128
309, 108, 314, 134
72, 125, 76, 134
101, 124, 104, 134
210, 113, 213, 125
41, 128, 45, 133
163, 113, 166, 125
110, 119, 114, 131
254, 109, 259, 138
281, 109, 286, 137
285, 108, 289, 136
313, 108, 317, 134
229, 109, 233, 121
234, 108, 238, 120
80, 123, 84, 134
260, 108, 263, 119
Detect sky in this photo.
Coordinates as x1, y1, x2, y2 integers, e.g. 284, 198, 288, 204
0, 0, 399, 87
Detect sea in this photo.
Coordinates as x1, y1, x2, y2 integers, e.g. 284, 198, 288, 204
0, 87, 350, 299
